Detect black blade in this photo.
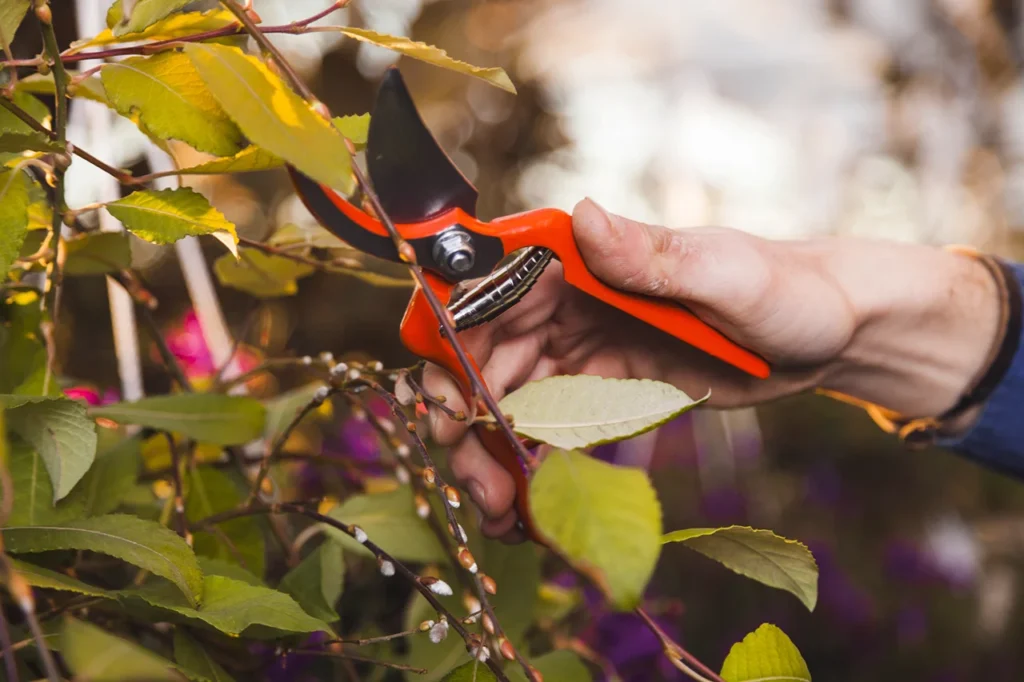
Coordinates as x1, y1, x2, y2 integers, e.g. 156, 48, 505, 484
366, 67, 478, 222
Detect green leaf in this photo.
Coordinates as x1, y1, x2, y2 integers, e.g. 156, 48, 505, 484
0, 131, 63, 154
105, 187, 238, 256
108, 0, 195, 35
213, 248, 315, 298
509, 651, 591, 682
186, 466, 265, 578
529, 449, 661, 609
0, 0, 29, 48
61, 616, 183, 682
100, 52, 244, 156
496, 375, 708, 449
91, 393, 266, 446
122, 575, 333, 638
0, 91, 49, 134
198, 557, 263, 587
73, 9, 236, 50
3, 443, 85, 526
0, 168, 30, 276
263, 381, 327, 442
332, 114, 370, 148
720, 623, 811, 682
0, 292, 48, 394
174, 630, 236, 682
324, 485, 446, 563
183, 42, 354, 194
278, 541, 343, 622
174, 145, 284, 176
63, 231, 132, 276
441, 662, 497, 682
662, 526, 818, 611
336, 28, 516, 94
10, 558, 111, 598
3, 513, 203, 605
76, 437, 141, 517
0, 394, 98, 502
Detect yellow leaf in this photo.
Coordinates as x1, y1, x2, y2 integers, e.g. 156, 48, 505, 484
337, 27, 516, 94
176, 145, 283, 176
105, 187, 238, 256
183, 43, 354, 194
69, 9, 237, 52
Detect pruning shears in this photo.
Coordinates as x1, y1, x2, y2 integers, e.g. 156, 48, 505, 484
287, 67, 770, 543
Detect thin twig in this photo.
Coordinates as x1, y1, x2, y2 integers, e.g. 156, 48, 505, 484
0, 555, 60, 682
197, 503, 513, 682
636, 607, 725, 682
164, 433, 188, 538
246, 387, 335, 505
399, 368, 465, 421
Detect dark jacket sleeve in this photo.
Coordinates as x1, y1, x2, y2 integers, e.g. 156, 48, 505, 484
938, 262, 1024, 476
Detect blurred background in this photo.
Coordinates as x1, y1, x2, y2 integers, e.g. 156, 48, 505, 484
14, 0, 1024, 680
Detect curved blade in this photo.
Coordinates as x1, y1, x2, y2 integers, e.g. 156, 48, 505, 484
366, 67, 478, 222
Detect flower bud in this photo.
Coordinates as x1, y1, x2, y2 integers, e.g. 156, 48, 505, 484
499, 638, 516, 661
480, 574, 497, 595
457, 547, 477, 573
443, 486, 461, 508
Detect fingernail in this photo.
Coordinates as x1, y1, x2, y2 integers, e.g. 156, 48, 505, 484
469, 481, 488, 507
581, 197, 624, 239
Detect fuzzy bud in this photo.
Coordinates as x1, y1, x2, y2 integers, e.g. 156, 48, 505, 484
428, 618, 449, 644
499, 638, 516, 661
463, 594, 481, 615
443, 486, 461, 508
372, 360, 383, 371
419, 619, 435, 632
378, 558, 395, 577
421, 577, 453, 596
329, 362, 349, 378
301, 355, 312, 366
480, 574, 497, 595
406, 420, 418, 434
313, 386, 331, 404
347, 368, 361, 381
482, 613, 495, 635
414, 494, 431, 519
457, 547, 478, 574
351, 526, 368, 544
421, 467, 436, 487
396, 466, 411, 484
319, 351, 334, 363
473, 644, 490, 663
396, 443, 411, 458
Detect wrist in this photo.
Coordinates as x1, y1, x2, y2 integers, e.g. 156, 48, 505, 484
816, 238, 1003, 424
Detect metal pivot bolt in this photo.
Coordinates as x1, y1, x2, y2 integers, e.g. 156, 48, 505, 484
433, 228, 476, 276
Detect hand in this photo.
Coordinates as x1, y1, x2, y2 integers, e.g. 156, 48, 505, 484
424, 199, 1002, 541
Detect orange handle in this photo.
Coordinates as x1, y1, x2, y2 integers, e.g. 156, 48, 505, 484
399, 272, 543, 543
492, 208, 771, 379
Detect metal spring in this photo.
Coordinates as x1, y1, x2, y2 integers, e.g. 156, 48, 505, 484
448, 247, 555, 332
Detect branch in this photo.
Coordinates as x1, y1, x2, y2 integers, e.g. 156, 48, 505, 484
280, 649, 427, 674
197, 502, 513, 682
635, 607, 725, 682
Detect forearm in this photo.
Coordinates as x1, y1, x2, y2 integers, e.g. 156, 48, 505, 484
816, 238, 1005, 431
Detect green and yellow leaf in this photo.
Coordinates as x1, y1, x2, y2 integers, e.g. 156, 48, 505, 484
720, 623, 811, 682
278, 541, 343, 623
176, 145, 284, 176
336, 28, 516, 94
529, 449, 661, 609
72, 9, 236, 51
105, 187, 238, 256
183, 42, 354, 193
101, 51, 244, 156
0, 0, 30, 48
662, 526, 818, 611
10, 558, 112, 598
107, 0, 195, 36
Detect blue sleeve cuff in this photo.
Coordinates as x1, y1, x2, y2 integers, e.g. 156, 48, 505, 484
937, 262, 1024, 477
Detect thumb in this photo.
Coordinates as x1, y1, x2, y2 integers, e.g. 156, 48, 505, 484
572, 198, 694, 300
